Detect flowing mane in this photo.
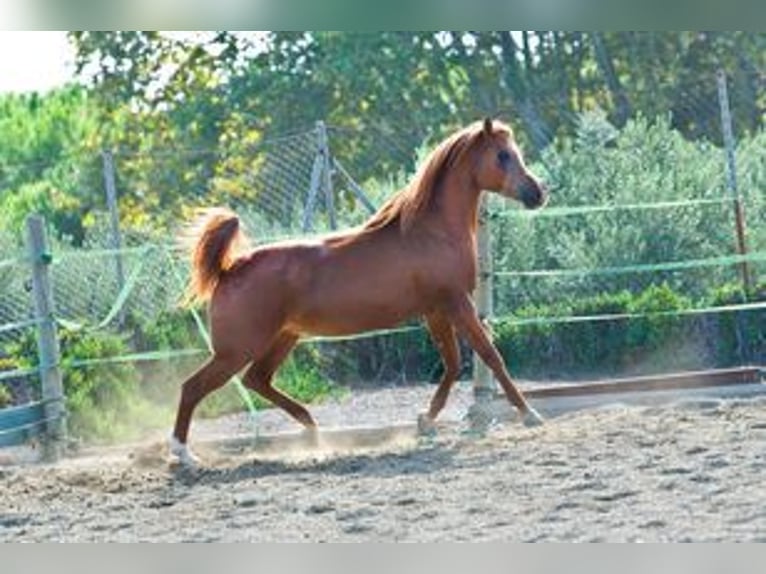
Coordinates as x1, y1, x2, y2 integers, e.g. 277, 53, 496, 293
363, 120, 501, 233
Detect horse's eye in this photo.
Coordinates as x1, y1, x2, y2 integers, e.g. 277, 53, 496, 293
497, 149, 512, 169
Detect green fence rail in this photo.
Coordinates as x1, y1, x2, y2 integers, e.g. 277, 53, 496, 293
2, 191, 765, 449
0, 401, 46, 448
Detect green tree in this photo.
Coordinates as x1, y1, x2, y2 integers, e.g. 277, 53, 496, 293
0, 87, 100, 243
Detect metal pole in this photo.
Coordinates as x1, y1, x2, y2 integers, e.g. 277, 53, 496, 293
473, 196, 495, 401
302, 155, 324, 232
101, 150, 127, 322
717, 69, 752, 292
333, 157, 377, 215
316, 121, 336, 230
26, 215, 66, 459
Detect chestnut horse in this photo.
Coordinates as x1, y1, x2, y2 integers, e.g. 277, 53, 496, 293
170, 118, 547, 465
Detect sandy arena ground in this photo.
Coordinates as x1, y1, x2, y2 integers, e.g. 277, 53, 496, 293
1, 382, 766, 542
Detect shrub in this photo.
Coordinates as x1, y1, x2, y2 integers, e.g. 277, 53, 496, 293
8, 328, 165, 442
272, 345, 342, 405
705, 280, 766, 366
0, 383, 11, 408
494, 115, 765, 311
321, 327, 445, 386
493, 283, 705, 380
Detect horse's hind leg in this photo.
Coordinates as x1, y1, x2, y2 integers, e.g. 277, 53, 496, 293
418, 312, 461, 433
243, 333, 318, 429
171, 353, 249, 452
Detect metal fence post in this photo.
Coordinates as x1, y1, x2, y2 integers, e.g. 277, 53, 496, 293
25, 215, 66, 458
302, 153, 324, 232
717, 69, 752, 292
102, 150, 127, 324
316, 120, 337, 230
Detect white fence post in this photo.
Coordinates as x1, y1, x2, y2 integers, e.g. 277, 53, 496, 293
471, 196, 495, 424
25, 215, 66, 458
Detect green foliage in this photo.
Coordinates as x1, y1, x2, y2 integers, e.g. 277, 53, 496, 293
491, 281, 765, 380
0, 87, 100, 244
320, 327, 445, 386
705, 281, 766, 367
193, 343, 343, 419
58, 330, 164, 441
8, 328, 165, 442
272, 346, 341, 405
0, 181, 84, 243
0, 383, 11, 408
625, 283, 691, 355
494, 114, 765, 312
3, 33, 764, 245
134, 309, 200, 352
132, 308, 210, 410
0, 88, 96, 187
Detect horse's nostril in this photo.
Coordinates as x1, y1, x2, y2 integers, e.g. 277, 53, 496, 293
522, 184, 545, 209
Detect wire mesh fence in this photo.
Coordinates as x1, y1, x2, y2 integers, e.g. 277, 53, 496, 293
0, 253, 41, 409
1, 57, 765, 445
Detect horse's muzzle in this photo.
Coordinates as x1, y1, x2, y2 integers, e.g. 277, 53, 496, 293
520, 180, 548, 210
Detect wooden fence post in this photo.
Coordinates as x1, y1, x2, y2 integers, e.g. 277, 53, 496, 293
25, 215, 66, 458
469, 196, 495, 427
717, 69, 752, 292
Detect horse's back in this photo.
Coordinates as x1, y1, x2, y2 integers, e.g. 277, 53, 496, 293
209, 226, 470, 342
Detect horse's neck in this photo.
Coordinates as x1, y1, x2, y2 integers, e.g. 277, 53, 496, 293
433, 171, 482, 238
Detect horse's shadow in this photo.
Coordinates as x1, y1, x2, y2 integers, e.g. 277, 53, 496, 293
168, 441, 458, 488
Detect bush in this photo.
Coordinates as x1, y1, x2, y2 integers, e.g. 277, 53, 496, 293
272, 345, 342, 405
194, 342, 345, 418
130, 308, 205, 405
0, 383, 11, 408
58, 329, 166, 441
625, 283, 692, 359
9, 328, 165, 442
321, 327, 446, 386
705, 281, 766, 367
492, 282, 721, 380
494, 115, 766, 311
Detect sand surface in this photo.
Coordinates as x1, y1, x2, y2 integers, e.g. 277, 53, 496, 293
2, 382, 766, 542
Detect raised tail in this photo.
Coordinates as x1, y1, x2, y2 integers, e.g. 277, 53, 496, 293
178, 207, 248, 305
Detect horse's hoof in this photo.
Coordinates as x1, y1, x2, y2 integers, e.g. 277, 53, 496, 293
169, 436, 201, 467
417, 413, 437, 436
301, 426, 320, 448
521, 407, 544, 428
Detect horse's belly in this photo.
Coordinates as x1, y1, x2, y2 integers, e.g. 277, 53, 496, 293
289, 298, 422, 337
283, 243, 444, 337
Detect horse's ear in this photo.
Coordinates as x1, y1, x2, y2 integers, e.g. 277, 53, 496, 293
483, 117, 493, 136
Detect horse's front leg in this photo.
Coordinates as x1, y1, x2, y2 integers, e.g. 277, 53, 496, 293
445, 294, 543, 427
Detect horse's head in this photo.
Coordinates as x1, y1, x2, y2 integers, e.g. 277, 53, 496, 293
474, 118, 547, 209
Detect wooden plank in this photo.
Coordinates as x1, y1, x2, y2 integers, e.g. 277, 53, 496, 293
0, 402, 45, 447
208, 369, 765, 455
521, 367, 763, 400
